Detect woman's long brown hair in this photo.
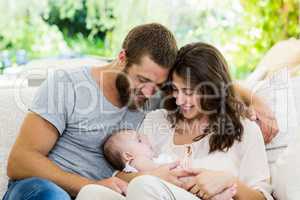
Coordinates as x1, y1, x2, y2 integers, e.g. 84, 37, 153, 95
163, 42, 245, 153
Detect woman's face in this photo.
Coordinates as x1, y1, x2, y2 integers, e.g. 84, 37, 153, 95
171, 73, 202, 120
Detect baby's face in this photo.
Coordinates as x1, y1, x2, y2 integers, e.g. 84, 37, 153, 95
119, 130, 154, 159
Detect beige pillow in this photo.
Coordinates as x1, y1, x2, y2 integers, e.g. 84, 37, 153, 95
247, 38, 300, 85
259, 38, 300, 70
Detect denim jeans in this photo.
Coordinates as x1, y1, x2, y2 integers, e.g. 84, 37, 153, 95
2, 177, 71, 200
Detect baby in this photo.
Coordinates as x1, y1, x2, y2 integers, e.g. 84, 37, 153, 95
103, 129, 236, 200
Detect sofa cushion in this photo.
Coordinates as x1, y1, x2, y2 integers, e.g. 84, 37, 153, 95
271, 126, 300, 200
0, 86, 37, 198
271, 75, 300, 200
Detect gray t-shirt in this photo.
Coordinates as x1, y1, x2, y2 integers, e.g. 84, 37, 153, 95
29, 66, 160, 180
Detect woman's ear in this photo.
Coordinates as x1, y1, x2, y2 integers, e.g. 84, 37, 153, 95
122, 152, 134, 163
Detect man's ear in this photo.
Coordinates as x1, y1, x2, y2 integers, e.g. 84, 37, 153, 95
122, 152, 134, 163
118, 49, 127, 66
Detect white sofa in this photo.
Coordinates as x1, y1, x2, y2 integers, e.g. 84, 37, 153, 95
0, 86, 38, 198
1, 74, 300, 199
0, 57, 108, 198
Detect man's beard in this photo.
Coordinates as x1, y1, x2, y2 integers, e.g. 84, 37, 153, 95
115, 72, 148, 110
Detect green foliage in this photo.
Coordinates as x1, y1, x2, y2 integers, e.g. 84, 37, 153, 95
228, 0, 300, 78
0, 0, 69, 59
64, 33, 111, 56
45, 0, 116, 38
0, 0, 299, 79
0, 0, 117, 60
109, 0, 174, 55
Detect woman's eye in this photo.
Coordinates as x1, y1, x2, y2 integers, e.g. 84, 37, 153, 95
185, 91, 193, 96
184, 89, 194, 96
171, 86, 178, 92
172, 89, 179, 96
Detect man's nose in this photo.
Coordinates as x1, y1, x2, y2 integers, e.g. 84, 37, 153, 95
141, 84, 156, 98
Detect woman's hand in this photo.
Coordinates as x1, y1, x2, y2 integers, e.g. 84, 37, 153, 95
147, 162, 193, 188
184, 168, 237, 200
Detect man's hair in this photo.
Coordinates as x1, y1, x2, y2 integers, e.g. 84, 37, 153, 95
103, 130, 128, 171
122, 23, 178, 69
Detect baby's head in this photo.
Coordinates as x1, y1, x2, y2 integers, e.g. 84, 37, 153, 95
103, 129, 154, 170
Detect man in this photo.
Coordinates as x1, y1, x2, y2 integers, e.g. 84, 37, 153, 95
3, 23, 278, 200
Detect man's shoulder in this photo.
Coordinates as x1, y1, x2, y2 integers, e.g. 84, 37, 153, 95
48, 66, 92, 84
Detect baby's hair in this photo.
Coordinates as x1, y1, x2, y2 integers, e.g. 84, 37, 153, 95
103, 129, 134, 171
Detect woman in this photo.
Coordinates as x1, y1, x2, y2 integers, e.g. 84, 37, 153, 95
76, 43, 273, 200
134, 42, 273, 200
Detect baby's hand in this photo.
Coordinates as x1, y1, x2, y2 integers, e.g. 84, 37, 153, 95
210, 184, 237, 200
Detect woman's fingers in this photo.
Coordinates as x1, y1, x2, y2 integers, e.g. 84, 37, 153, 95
166, 161, 180, 170
190, 186, 210, 200
169, 176, 184, 188
211, 185, 237, 200
171, 168, 193, 178
191, 170, 237, 199
149, 162, 192, 187
189, 184, 201, 195
182, 178, 197, 191
185, 168, 206, 175
197, 190, 209, 200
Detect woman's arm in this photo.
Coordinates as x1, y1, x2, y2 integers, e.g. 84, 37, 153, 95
184, 169, 268, 200
234, 120, 273, 200
185, 120, 273, 200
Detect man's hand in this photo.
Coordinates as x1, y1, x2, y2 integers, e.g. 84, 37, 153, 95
96, 177, 128, 195
246, 105, 279, 143
147, 162, 192, 188
234, 84, 279, 144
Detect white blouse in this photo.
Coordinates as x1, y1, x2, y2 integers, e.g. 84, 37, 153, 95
139, 109, 273, 200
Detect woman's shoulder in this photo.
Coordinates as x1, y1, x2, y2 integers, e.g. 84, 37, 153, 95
238, 118, 265, 149
241, 118, 264, 140
140, 109, 172, 151
139, 109, 171, 134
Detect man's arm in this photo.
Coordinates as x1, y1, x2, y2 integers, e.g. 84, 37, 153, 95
234, 84, 279, 143
7, 113, 95, 196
